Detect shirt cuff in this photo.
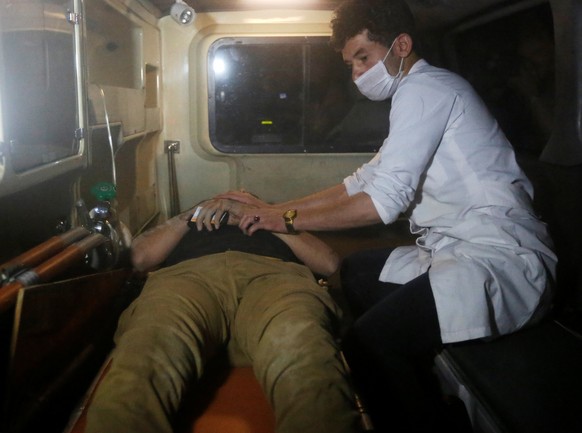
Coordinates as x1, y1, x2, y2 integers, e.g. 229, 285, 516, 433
371, 196, 391, 224
343, 176, 361, 196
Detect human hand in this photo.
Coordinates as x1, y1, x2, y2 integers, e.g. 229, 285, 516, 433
189, 198, 249, 231
239, 207, 287, 236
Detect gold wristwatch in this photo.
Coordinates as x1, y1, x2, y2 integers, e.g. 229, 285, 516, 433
283, 209, 298, 234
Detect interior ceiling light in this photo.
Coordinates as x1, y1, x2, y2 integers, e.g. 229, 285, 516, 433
171, 0, 195, 25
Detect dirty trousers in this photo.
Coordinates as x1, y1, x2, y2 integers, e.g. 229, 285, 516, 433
86, 252, 360, 433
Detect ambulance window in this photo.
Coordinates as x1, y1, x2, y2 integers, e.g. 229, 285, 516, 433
0, 0, 79, 173
208, 37, 390, 153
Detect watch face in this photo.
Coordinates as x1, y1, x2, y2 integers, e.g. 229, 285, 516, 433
283, 209, 298, 234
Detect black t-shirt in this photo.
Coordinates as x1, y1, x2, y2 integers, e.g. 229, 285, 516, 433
164, 225, 302, 268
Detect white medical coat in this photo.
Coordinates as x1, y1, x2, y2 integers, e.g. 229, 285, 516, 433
344, 60, 557, 344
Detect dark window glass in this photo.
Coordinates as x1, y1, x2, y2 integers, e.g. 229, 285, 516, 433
1, 0, 78, 172
208, 37, 390, 153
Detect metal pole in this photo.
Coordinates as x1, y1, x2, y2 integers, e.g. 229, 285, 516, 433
165, 140, 181, 217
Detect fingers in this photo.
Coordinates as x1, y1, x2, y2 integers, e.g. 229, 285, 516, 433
239, 213, 262, 236
189, 200, 230, 231
203, 209, 229, 231
188, 196, 277, 235
194, 206, 214, 231
238, 208, 286, 235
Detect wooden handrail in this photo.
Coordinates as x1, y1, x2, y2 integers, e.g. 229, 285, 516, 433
1, 227, 91, 282
0, 233, 108, 313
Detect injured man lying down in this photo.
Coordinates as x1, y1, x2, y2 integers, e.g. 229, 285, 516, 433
85, 193, 363, 433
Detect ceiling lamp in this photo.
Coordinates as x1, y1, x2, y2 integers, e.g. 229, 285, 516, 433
171, 0, 195, 25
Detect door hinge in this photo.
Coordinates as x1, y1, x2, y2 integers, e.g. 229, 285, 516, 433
66, 10, 81, 25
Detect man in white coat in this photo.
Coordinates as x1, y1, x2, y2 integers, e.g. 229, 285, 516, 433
215, 0, 557, 431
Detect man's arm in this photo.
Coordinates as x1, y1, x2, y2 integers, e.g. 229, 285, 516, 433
279, 183, 349, 211
130, 211, 192, 272
132, 202, 340, 277
273, 232, 340, 277
131, 198, 250, 271
182, 193, 342, 276
217, 184, 346, 212
241, 190, 382, 235
216, 184, 382, 235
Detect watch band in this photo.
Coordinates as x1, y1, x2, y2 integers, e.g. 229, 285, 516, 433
283, 209, 298, 234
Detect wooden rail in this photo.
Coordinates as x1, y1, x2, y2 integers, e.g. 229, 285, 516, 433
1, 227, 90, 281
0, 233, 108, 313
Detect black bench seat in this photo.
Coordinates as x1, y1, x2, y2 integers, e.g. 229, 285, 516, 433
435, 318, 582, 433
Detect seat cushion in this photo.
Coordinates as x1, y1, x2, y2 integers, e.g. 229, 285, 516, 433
443, 320, 582, 432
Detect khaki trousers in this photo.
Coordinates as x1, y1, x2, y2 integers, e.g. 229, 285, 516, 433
86, 252, 361, 433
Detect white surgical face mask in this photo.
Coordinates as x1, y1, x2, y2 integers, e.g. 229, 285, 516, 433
354, 39, 404, 101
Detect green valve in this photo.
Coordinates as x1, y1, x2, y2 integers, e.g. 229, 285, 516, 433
91, 182, 117, 201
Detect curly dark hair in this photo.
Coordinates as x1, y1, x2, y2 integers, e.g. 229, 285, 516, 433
330, 0, 417, 51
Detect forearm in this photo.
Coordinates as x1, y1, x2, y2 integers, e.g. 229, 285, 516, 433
273, 232, 340, 277
278, 184, 348, 211
239, 191, 382, 235
131, 211, 191, 272
216, 184, 347, 212
292, 191, 381, 232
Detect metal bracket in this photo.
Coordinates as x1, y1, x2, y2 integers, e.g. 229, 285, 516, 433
164, 140, 181, 153
74, 128, 85, 141
66, 10, 81, 25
